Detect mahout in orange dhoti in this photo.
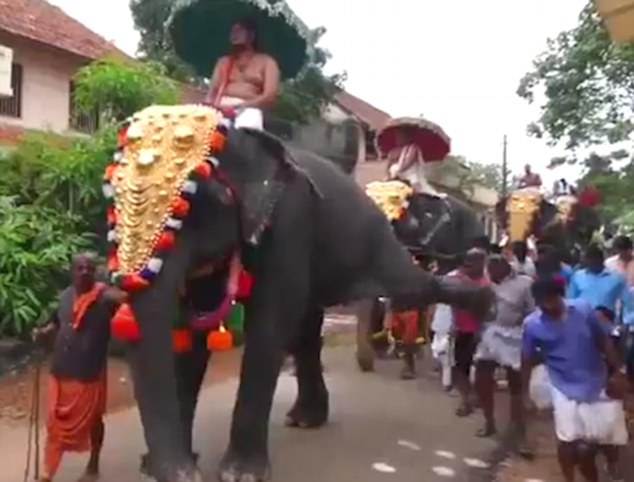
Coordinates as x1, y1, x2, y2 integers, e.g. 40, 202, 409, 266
33, 253, 122, 482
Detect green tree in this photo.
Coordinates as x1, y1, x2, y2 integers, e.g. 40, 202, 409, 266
129, 0, 195, 81
439, 156, 505, 193
73, 57, 178, 122
1, 57, 177, 338
270, 27, 346, 124
517, 1, 634, 150
129, 0, 344, 123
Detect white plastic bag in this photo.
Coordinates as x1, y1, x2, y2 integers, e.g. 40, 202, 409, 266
529, 365, 553, 410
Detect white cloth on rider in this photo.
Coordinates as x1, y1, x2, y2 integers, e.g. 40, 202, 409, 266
219, 96, 263, 130
551, 384, 628, 445
388, 144, 445, 198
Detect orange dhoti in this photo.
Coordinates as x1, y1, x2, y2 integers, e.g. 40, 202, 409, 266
388, 310, 420, 345
44, 372, 106, 478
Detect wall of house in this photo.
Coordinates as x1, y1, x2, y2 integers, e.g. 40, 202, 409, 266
0, 33, 82, 133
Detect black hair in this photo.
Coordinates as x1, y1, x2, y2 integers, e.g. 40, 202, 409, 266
613, 235, 633, 252
511, 240, 528, 263
536, 247, 560, 277
471, 235, 491, 254
531, 275, 565, 302
584, 243, 604, 263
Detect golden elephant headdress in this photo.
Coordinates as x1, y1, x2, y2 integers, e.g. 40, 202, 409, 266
103, 104, 232, 292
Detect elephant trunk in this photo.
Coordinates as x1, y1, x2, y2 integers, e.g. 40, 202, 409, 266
126, 231, 199, 481
432, 275, 493, 319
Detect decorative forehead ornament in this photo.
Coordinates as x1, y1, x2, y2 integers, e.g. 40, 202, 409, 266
506, 189, 542, 242
103, 104, 232, 292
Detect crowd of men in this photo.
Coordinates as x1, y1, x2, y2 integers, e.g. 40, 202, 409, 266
416, 236, 634, 482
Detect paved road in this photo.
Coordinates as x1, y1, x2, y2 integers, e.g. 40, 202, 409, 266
1, 346, 499, 482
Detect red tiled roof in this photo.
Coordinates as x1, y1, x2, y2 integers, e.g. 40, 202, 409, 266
0, 0, 127, 60
334, 91, 391, 131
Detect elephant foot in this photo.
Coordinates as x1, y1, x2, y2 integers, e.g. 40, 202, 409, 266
218, 451, 271, 482
285, 396, 329, 429
140, 453, 200, 480
356, 351, 375, 372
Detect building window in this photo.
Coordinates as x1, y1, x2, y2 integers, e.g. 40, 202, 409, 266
0, 63, 23, 118
69, 81, 99, 134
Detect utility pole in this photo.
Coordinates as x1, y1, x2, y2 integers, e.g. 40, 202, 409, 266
501, 134, 508, 197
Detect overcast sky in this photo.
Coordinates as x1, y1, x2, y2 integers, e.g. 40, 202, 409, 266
50, 0, 589, 184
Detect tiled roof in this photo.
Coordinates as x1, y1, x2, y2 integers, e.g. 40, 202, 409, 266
0, 0, 127, 60
334, 91, 391, 131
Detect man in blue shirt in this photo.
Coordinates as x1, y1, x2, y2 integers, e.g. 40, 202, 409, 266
522, 275, 627, 482
567, 244, 634, 325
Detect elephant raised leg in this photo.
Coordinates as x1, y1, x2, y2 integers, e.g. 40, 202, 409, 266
286, 304, 329, 428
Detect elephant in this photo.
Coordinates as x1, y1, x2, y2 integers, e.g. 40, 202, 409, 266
495, 189, 600, 264
105, 105, 492, 482
355, 189, 487, 371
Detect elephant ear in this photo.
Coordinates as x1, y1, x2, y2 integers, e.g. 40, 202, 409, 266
219, 127, 317, 245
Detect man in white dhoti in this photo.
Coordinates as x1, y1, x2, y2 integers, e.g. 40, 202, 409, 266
204, 18, 280, 130
522, 276, 628, 482
474, 256, 534, 441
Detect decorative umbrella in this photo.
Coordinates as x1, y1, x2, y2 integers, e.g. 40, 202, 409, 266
169, 0, 310, 80
375, 117, 451, 162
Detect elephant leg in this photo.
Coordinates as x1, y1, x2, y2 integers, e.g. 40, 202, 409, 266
140, 334, 210, 476
177, 334, 211, 457
356, 299, 376, 372
219, 184, 311, 482
127, 235, 201, 482
286, 304, 329, 429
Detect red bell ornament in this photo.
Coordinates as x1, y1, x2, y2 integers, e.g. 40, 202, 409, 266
207, 325, 233, 351
111, 303, 141, 342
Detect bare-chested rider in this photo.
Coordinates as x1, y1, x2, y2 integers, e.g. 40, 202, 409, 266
205, 18, 280, 129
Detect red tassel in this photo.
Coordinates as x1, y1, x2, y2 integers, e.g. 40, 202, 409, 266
207, 326, 233, 351
117, 126, 128, 148
209, 130, 226, 152
156, 231, 176, 251
111, 303, 141, 342
107, 206, 116, 226
236, 270, 253, 299
172, 329, 193, 353
171, 197, 191, 218
107, 253, 119, 272
194, 162, 212, 178
119, 274, 149, 291
104, 164, 117, 182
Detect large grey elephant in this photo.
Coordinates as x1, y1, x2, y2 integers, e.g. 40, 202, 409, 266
107, 105, 491, 482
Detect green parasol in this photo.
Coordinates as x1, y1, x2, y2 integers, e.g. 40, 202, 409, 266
168, 0, 311, 80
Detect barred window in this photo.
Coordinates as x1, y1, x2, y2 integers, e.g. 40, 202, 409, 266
0, 63, 23, 118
